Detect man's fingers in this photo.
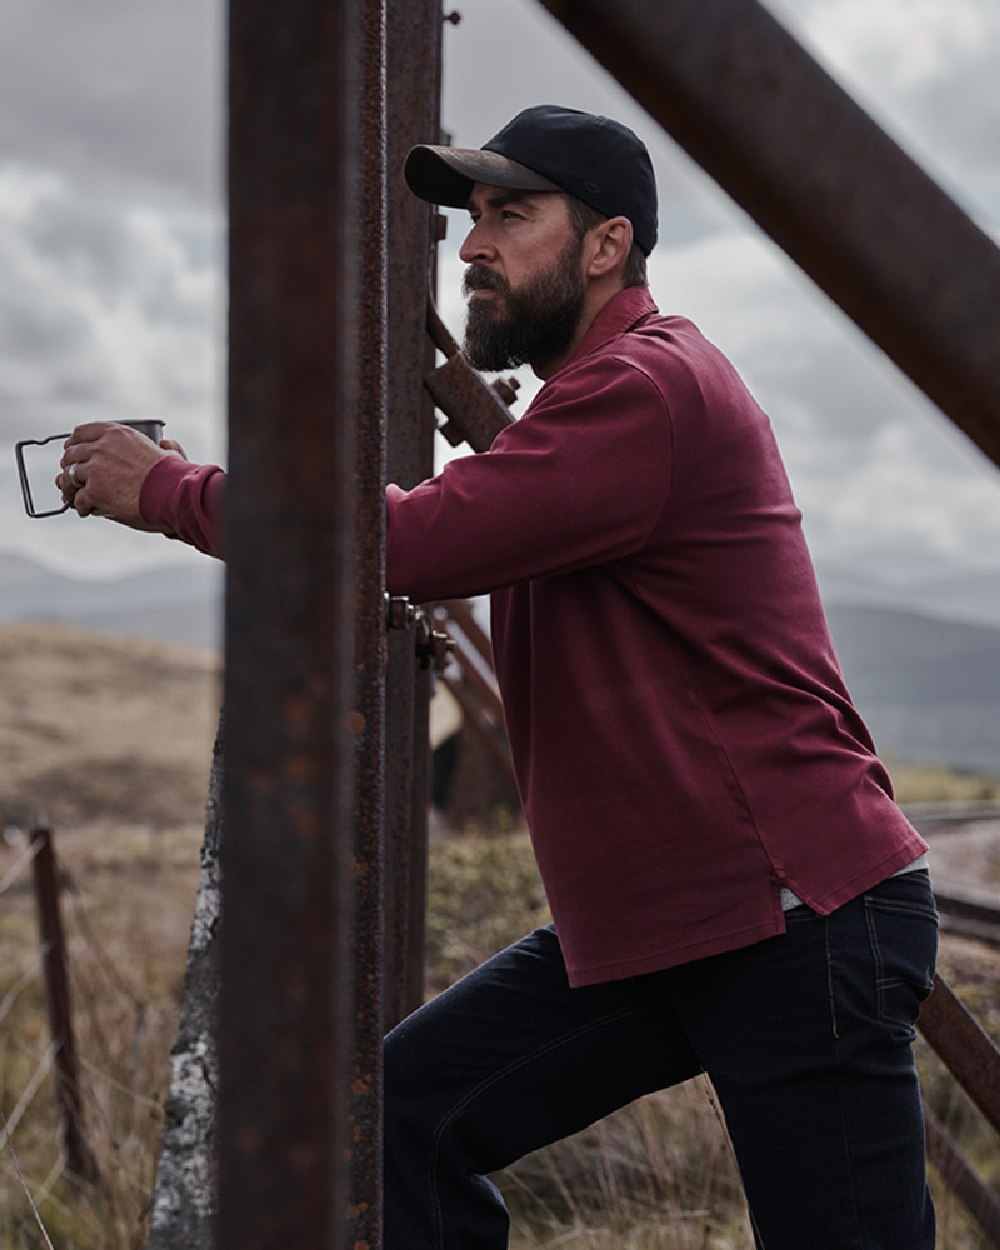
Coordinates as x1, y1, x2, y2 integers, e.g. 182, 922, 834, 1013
56, 463, 83, 504
62, 421, 117, 449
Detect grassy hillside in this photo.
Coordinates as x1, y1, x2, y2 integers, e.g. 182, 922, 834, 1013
0, 625, 997, 1249
0, 624, 220, 1247
0, 622, 220, 831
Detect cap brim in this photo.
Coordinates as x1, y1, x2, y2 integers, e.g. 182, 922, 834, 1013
404, 145, 561, 208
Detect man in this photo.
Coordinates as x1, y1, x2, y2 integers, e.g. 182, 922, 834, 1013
62, 105, 937, 1249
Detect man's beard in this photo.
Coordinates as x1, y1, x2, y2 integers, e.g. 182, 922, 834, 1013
462, 238, 586, 372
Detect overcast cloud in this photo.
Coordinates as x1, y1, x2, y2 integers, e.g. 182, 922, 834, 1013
1, 0, 999, 612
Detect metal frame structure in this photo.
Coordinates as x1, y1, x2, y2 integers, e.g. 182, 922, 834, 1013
205, 1, 1000, 1246
540, 0, 1000, 471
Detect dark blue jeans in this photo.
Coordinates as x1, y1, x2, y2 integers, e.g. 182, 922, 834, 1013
384, 871, 938, 1249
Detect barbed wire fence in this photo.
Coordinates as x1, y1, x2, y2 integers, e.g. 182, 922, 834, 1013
0, 818, 159, 1248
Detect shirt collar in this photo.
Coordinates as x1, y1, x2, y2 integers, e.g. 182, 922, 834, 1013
565, 286, 659, 369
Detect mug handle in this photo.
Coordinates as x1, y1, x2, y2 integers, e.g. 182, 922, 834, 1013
15, 433, 72, 518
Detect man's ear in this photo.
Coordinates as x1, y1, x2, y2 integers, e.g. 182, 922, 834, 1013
586, 216, 633, 279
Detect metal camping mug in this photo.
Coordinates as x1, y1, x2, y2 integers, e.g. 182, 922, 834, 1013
15, 420, 166, 518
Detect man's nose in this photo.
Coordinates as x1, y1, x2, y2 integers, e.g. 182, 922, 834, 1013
459, 221, 496, 265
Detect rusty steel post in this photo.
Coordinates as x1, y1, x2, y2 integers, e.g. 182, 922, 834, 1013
220, 0, 367, 1243
539, 0, 1000, 469
383, 0, 443, 1030
347, 2, 387, 1247
31, 824, 96, 1184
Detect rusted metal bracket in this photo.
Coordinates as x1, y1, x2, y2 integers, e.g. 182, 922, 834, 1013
386, 593, 454, 672
424, 298, 519, 454
385, 593, 416, 632
415, 610, 454, 672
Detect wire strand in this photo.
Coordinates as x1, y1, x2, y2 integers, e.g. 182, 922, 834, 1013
0, 835, 43, 898
0, 1051, 60, 1250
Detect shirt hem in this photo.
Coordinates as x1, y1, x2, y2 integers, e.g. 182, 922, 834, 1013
565, 915, 786, 988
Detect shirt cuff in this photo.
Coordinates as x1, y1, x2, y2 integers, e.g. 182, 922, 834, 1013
140, 456, 225, 558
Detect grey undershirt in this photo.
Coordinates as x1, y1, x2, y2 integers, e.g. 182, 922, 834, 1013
780, 854, 929, 912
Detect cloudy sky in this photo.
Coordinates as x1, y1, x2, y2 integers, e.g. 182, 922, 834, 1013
2, 0, 1000, 615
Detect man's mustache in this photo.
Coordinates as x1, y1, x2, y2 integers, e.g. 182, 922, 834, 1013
463, 266, 509, 299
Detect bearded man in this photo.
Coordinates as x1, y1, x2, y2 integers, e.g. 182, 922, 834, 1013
59, 105, 937, 1250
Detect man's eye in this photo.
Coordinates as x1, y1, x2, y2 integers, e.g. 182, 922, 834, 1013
501, 210, 523, 220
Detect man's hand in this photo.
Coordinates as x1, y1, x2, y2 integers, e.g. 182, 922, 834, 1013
57, 421, 187, 530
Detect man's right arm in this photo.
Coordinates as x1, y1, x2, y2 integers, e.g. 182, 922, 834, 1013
139, 456, 225, 559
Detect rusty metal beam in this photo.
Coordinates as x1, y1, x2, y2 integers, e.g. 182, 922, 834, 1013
924, 1106, 1000, 1247
441, 672, 515, 779
426, 301, 516, 454
220, 0, 367, 1243
383, 0, 443, 1031
447, 640, 505, 730
918, 975, 1000, 1136
439, 598, 495, 671
347, 3, 388, 1247
539, 0, 1000, 470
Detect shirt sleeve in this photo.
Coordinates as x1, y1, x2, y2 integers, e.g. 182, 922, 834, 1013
386, 353, 673, 602
139, 456, 226, 559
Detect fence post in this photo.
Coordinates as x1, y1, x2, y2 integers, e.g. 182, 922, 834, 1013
31, 823, 96, 1183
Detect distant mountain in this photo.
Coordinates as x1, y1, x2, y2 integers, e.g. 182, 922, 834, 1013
825, 603, 1000, 772
0, 552, 221, 651
2, 553, 1000, 771
815, 560, 1000, 631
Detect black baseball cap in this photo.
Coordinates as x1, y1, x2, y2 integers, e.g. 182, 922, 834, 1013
404, 104, 658, 255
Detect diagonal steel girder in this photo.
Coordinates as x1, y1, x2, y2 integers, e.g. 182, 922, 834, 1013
539, 0, 1000, 470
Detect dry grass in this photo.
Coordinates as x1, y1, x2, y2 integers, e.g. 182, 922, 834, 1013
0, 622, 220, 830
0, 623, 218, 1248
425, 812, 1000, 1250
0, 822, 206, 1248
0, 622, 997, 1248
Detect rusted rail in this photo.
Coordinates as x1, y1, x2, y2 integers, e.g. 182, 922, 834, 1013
934, 887, 1000, 949
919, 976, 1000, 1248
924, 1107, 1000, 1247
539, 0, 1000, 470
919, 975, 1000, 1137
434, 600, 513, 779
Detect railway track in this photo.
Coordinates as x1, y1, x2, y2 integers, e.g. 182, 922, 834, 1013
904, 804, 1000, 948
